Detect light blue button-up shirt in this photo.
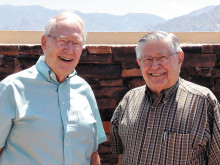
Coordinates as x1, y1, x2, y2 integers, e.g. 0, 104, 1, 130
0, 56, 107, 165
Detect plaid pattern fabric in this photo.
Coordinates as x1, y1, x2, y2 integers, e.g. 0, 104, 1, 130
111, 78, 220, 165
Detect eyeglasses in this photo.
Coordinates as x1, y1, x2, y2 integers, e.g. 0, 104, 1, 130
46, 35, 83, 50
140, 53, 176, 65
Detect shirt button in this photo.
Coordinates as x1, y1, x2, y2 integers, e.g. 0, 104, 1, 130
147, 127, 151, 130
66, 143, 69, 146
50, 73, 53, 77
62, 102, 65, 105
143, 148, 147, 151
65, 122, 68, 125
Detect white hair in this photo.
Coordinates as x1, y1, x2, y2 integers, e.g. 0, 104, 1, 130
43, 11, 87, 43
135, 31, 182, 59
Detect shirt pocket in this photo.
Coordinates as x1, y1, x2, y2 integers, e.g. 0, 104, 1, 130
162, 132, 193, 164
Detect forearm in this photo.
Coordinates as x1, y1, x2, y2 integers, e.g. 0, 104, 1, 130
117, 154, 122, 165
0, 148, 3, 156
90, 151, 101, 165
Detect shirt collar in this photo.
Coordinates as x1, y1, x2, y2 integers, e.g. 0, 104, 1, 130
163, 79, 179, 101
145, 79, 179, 102
35, 56, 77, 83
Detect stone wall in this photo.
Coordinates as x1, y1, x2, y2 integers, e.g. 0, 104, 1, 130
0, 44, 220, 164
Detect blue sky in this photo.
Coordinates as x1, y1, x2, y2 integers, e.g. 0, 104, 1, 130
0, 0, 220, 19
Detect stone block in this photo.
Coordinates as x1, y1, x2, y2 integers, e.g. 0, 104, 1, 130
122, 60, 139, 69
202, 45, 214, 54
97, 98, 117, 109
76, 64, 121, 80
217, 55, 220, 67
122, 68, 142, 77
100, 79, 123, 87
87, 46, 112, 54
101, 87, 129, 97
19, 45, 43, 55
17, 54, 40, 69
125, 77, 146, 89
191, 76, 213, 88
0, 66, 15, 75
99, 109, 115, 121
194, 67, 213, 77
112, 46, 138, 69
213, 69, 220, 78
112, 46, 136, 61
102, 121, 111, 134
94, 87, 128, 98
181, 45, 202, 53
0, 55, 16, 66
0, 74, 8, 81
79, 54, 112, 64
213, 45, 220, 55
86, 80, 100, 89
180, 67, 195, 81
215, 79, 220, 92
93, 88, 103, 97
182, 53, 216, 67
0, 45, 20, 56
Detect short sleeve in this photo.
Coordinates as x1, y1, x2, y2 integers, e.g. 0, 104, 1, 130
207, 99, 220, 164
95, 109, 107, 145
110, 103, 124, 154
87, 87, 107, 151
0, 82, 16, 148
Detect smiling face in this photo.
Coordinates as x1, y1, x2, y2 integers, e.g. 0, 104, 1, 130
137, 40, 184, 95
41, 17, 84, 83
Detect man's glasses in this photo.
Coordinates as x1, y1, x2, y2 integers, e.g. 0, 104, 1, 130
46, 35, 83, 50
140, 53, 176, 66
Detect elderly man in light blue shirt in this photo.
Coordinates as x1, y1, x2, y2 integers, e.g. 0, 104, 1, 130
0, 11, 107, 165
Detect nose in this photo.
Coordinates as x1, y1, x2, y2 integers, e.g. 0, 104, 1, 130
151, 58, 160, 68
65, 42, 75, 53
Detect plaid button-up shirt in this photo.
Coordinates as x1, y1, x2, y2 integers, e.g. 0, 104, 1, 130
111, 78, 220, 165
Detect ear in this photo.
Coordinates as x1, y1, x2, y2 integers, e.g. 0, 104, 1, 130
137, 59, 142, 68
41, 35, 47, 51
177, 52, 184, 65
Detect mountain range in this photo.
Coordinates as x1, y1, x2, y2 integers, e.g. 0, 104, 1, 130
0, 5, 220, 32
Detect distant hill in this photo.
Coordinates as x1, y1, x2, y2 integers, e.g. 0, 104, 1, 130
77, 12, 165, 32
0, 5, 220, 32
0, 5, 58, 30
0, 5, 164, 32
144, 5, 220, 32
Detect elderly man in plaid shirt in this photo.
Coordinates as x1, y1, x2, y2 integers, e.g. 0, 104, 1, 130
111, 31, 220, 165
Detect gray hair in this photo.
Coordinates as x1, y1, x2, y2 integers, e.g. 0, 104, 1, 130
43, 11, 87, 43
135, 31, 182, 59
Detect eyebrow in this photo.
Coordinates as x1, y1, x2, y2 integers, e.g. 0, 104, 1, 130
58, 35, 83, 42
141, 51, 173, 59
